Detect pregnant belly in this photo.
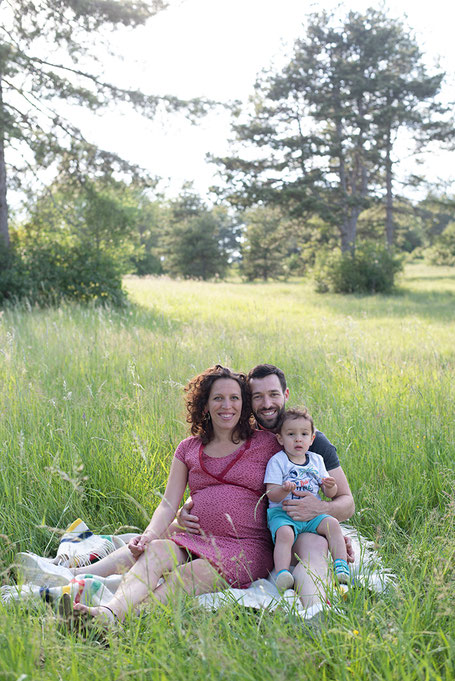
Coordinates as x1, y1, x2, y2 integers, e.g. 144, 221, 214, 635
192, 485, 268, 540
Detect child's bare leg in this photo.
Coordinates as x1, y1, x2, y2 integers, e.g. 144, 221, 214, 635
317, 517, 347, 561
73, 539, 187, 621
317, 517, 350, 583
292, 533, 329, 608
274, 525, 295, 573
274, 525, 296, 591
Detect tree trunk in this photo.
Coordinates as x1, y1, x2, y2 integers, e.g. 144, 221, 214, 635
0, 75, 9, 248
336, 117, 357, 255
385, 129, 394, 249
340, 210, 359, 255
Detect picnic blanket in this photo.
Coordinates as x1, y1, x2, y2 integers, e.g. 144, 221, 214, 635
1, 519, 395, 621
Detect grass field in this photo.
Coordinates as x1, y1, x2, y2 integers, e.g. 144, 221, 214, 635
0, 263, 454, 680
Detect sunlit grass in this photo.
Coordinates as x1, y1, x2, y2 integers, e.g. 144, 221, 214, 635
0, 263, 454, 680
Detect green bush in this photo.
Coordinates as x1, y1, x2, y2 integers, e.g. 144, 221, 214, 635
0, 240, 126, 306
313, 243, 403, 294
0, 241, 28, 303
427, 223, 455, 266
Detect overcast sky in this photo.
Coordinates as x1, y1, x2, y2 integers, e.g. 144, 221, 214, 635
37, 0, 455, 199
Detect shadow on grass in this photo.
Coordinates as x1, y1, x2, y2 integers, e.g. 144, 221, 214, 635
405, 273, 455, 283
313, 287, 455, 323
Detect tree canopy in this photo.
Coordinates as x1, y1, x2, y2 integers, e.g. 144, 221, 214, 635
0, 0, 209, 248
215, 8, 452, 254
159, 189, 239, 280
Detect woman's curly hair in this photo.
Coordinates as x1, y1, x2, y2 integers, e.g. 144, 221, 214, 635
184, 365, 254, 445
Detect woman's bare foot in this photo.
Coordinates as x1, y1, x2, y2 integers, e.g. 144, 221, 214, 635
73, 602, 120, 626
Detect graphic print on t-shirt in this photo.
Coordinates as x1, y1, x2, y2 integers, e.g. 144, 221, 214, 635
286, 463, 322, 498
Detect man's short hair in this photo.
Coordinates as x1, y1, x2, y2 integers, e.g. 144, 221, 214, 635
247, 364, 287, 393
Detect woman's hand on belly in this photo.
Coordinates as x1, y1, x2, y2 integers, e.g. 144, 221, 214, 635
176, 497, 201, 535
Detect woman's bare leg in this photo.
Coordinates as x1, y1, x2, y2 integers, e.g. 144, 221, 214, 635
152, 558, 222, 604
292, 533, 329, 609
73, 545, 135, 577
74, 539, 187, 621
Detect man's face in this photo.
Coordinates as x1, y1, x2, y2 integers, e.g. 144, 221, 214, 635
249, 374, 289, 431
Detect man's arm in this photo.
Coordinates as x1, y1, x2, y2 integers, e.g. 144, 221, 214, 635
282, 466, 354, 522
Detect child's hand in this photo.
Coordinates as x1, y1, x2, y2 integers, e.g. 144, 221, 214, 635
282, 480, 297, 494
321, 476, 338, 498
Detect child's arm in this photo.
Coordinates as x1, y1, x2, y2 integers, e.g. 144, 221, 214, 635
266, 480, 296, 503
129, 458, 188, 556
321, 476, 338, 499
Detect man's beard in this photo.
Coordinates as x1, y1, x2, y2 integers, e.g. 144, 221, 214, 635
254, 403, 286, 432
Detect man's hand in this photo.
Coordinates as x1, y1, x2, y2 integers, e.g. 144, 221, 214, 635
282, 489, 326, 522
176, 497, 201, 535
282, 490, 355, 563
128, 531, 155, 559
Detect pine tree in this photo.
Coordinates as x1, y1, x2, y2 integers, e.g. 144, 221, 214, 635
215, 8, 450, 253
160, 190, 236, 280
0, 0, 207, 248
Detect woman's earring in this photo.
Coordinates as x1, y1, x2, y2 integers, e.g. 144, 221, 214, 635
204, 411, 212, 422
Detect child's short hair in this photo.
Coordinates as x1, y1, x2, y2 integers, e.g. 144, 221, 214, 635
278, 407, 315, 434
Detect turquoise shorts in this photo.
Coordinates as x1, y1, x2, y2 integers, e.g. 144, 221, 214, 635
267, 508, 331, 544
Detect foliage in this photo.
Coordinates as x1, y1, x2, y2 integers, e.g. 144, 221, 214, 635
0, 0, 161, 246
0, 239, 27, 303
0, 234, 125, 306
214, 8, 450, 254
241, 206, 297, 281
27, 176, 137, 252
427, 222, 455, 266
313, 242, 403, 294
1, 179, 242, 304
0, 0, 212, 253
128, 196, 166, 275
356, 200, 425, 254
0, 175, 153, 305
160, 190, 239, 280
417, 194, 455, 245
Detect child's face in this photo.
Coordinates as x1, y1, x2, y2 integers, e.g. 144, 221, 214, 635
276, 417, 315, 459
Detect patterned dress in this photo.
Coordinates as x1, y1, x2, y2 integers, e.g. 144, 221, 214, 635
172, 430, 280, 587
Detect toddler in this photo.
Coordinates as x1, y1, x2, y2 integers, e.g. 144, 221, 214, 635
264, 407, 350, 591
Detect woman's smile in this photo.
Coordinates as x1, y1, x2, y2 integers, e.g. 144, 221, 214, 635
207, 378, 242, 431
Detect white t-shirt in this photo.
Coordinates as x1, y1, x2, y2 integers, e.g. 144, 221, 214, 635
264, 449, 329, 509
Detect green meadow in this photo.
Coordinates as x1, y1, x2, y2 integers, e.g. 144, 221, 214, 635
0, 263, 454, 680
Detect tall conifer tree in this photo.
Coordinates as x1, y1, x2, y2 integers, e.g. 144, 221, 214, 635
216, 9, 450, 253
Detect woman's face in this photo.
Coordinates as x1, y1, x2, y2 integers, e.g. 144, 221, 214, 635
206, 378, 242, 434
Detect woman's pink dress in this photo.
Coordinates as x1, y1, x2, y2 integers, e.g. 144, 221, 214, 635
172, 430, 280, 587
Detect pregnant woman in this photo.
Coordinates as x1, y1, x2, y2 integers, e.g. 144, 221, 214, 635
74, 364, 280, 624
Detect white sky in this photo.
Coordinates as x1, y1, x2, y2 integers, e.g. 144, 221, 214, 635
23, 0, 455, 200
